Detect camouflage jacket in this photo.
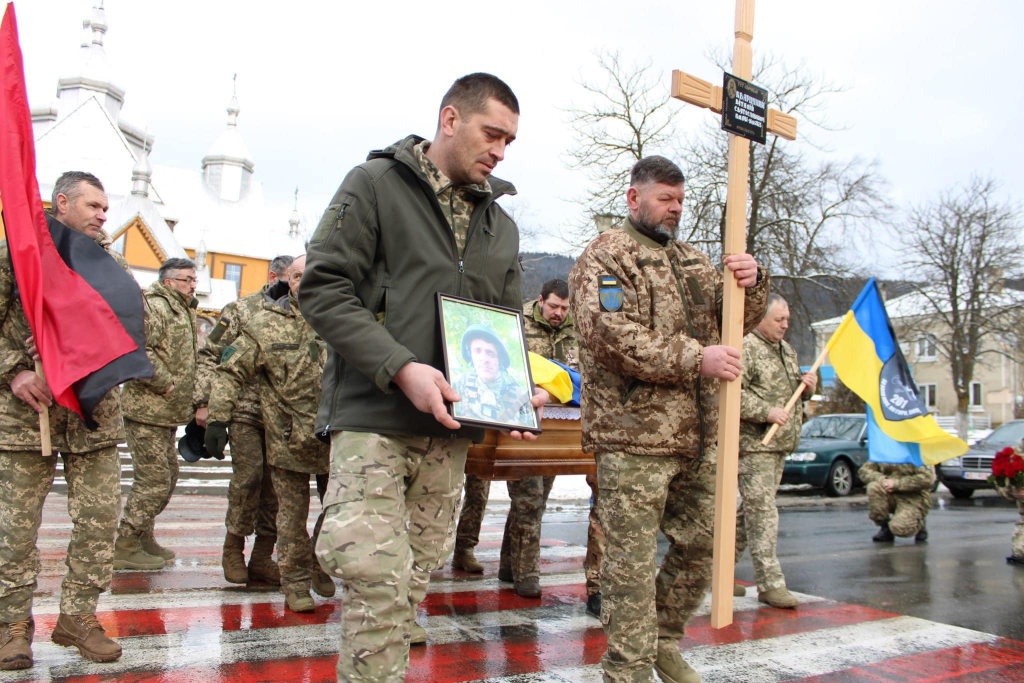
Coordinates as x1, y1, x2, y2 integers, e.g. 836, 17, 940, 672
0, 231, 134, 453
451, 370, 533, 426
121, 281, 198, 427
858, 462, 935, 506
739, 330, 805, 455
194, 282, 284, 426
569, 218, 769, 458
208, 294, 328, 475
522, 301, 579, 370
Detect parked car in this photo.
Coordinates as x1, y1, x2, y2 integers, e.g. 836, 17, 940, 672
782, 413, 869, 497
936, 418, 1024, 499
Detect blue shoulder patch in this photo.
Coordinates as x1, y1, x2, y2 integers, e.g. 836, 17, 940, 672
598, 275, 623, 313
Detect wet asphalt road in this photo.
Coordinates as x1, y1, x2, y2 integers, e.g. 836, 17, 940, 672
541, 489, 1024, 641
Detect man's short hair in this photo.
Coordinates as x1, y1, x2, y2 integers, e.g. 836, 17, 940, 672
439, 73, 520, 122
269, 255, 294, 278
540, 278, 569, 301
51, 171, 104, 210
630, 156, 685, 188
159, 257, 196, 283
766, 292, 788, 312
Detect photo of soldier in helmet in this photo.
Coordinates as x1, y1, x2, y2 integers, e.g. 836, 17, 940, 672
451, 325, 535, 429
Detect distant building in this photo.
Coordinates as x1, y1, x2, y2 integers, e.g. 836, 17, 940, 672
812, 288, 1024, 428
27, 3, 308, 332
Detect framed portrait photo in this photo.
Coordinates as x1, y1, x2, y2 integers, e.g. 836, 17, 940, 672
437, 293, 541, 434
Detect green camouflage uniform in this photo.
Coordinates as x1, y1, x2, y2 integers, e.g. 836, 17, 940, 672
735, 330, 805, 593
570, 217, 769, 682
499, 302, 580, 584
118, 281, 198, 541
195, 284, 280, 541
450, 371, 532, 425
859, 462, 934, 537
208, 294, 328, 595
0, 233, 131, 621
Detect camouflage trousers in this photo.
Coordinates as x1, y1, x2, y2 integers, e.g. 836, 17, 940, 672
268, 465, 327, 595
119, 419, 179, 539
1014, 500, 1024, 558
499, 476, 554, 582
454, 473, 489, 552
596, 449, 716, 683
735, 450, 787, 592
316, 431, 468, 683
225, 421, 278, 540
585, 473, 605, 596
0, 447, 120, 621
866, 482, 929, 537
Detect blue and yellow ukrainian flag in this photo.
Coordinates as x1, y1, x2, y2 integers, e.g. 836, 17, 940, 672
825, 279, 967, 466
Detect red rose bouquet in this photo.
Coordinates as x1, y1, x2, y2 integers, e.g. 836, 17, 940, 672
988, 447, 1024, 489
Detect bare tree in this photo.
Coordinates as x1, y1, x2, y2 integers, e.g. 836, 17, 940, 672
562, 50, 679, 246
902, 176, 1024, 439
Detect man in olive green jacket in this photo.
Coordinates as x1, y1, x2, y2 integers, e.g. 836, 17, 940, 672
735, 294, 816, 609
859, 461, 934, 541
300, 74, 545, 682
115, 258, 198, 570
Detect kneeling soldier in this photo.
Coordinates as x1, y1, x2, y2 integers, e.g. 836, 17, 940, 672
859, 461, 934, 542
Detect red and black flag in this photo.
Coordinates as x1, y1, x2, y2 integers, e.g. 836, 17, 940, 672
0, 3, 152, 428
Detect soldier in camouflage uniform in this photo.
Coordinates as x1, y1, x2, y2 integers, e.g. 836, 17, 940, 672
0, 172, 130, 669
859, 461, 934, 541
451, 327, 533, 425
734, 294, 817, 609
301, 74, 546, 681
115, 258, 199, 571
195, 255, 293, 586
995, 439, 1024, 564
206, 255, 333, 612
570, 157, 769, 683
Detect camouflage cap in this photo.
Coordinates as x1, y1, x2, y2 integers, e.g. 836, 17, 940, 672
462, 324, 510, 370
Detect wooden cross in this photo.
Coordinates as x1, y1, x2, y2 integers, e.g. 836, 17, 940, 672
670, 0, 797, 629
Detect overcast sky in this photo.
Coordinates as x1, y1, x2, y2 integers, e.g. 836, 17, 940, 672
17, 0, 1024, 270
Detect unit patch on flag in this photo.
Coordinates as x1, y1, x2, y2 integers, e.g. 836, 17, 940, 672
599, 275, 623, 312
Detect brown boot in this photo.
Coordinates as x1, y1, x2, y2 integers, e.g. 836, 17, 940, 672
51, 613, 121, 663
222, 532, 248, 584
248, 535, 281, 585
285, 590, 315, 613
452, 548, 484, 573
113, 535, 165, 571
311, 561, 336, 598
0, 618, 33, 670
142, 532, 175, 561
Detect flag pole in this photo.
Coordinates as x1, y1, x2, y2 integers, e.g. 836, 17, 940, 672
761, 341, 829, 447
35, 360, 51, 455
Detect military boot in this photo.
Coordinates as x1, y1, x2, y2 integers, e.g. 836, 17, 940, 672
514, 578, 542, 599
758, 587, 799, 609
113, 535, 165, 570
285, 590, 315, 613
915, 524, 929, 542
655, 637, 701, 683
872, 522, 895, 543
410, 621, 427, 646
734, 583, 747, 597
247, 535, 281, 585
141, 532, 175, 561
221, 532, 248, 584
311, 562, 336, 598
585, 592, 602, 618
0, 618, 33, 671
51, 613, 122, 663
452, 548, 484, 573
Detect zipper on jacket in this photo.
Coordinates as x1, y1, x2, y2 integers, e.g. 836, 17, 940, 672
668, 257, 706, 462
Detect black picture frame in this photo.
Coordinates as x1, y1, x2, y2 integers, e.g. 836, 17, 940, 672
437, 293, 541, 434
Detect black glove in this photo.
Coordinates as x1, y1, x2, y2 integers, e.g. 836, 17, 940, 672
205, 421, 229, 459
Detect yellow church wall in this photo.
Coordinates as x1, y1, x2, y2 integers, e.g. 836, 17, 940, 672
186, 249, 269, 299
123, 226, 164, 270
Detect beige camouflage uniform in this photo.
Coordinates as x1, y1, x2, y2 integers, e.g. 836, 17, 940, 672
858, 462, 934, 537
118, 281, 198, 542
735, 330, 805, 593
0, 233, 132, 622
207, 294, 329, 596
195, 285, 280, 541
569, 218, 769, 682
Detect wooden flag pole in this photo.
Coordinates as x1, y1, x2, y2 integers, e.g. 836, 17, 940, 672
35, 359, 51, 456
761, 345, 829, 447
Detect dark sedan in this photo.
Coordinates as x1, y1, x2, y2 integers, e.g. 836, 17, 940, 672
936, 419, 1024, 499
782, 413, 869, 497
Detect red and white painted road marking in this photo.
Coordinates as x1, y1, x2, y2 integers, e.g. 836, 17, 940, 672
6, 494, 1022, 682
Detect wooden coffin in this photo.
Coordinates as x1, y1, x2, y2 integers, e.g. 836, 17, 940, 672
465, 405, 596, 480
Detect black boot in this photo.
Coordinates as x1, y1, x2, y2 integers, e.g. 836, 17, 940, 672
872, 522, 894, 542
914, 524, 928, 542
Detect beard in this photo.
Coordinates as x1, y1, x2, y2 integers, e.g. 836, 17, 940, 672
633, 205, 679, 245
